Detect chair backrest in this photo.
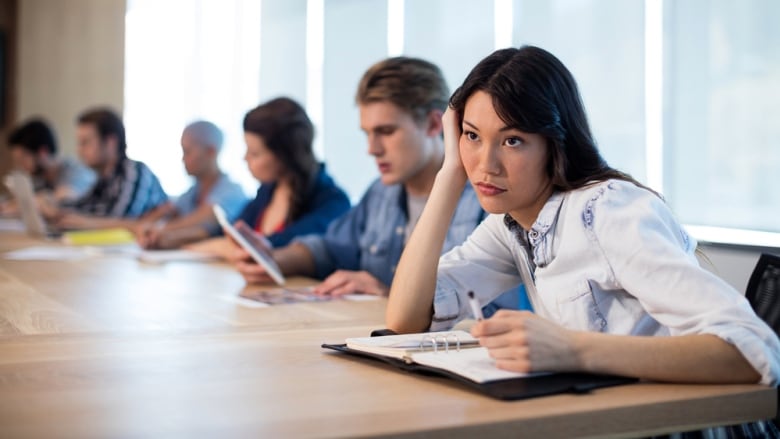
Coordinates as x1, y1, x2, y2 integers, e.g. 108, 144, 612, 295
745, 253, 780, 337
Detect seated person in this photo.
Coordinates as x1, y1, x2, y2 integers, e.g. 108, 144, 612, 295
1, 118, 95, 215
48, 107, 168, 229
233, 57, 492, 300
385, 46, 780, 435
189, 97, 350, 257
136, 120, 247, 249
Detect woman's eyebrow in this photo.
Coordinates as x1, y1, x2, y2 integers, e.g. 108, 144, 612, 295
462, 119, 515, 132
462, 119, 478, 130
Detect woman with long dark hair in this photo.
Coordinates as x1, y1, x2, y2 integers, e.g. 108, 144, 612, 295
237, 97, 349, 247
193, 97, 349, 257
386, 46, 779, 399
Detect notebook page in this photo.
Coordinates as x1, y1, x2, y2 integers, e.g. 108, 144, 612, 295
410, 346, 546, 383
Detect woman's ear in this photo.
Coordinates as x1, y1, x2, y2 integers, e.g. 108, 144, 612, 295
425, 109, 444, 137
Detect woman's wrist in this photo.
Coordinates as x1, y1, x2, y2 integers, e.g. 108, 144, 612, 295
435, 164, 467, 187
571, 331, 593, 372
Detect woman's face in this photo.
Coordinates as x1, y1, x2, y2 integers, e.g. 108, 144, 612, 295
244, 132, 285, 184
459, 90, 553, 229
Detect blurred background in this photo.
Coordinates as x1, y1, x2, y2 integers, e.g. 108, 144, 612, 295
1, 0, 778, 288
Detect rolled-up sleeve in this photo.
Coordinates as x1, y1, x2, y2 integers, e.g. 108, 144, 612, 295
589, 182, 780, 384
296, 233, 337, 279
431, 215, 524, 331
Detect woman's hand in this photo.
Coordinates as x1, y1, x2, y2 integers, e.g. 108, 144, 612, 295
231, 245, 277, 284
313, 270, 388, 297
440, 107, 467, 179
471, 310, 582, 373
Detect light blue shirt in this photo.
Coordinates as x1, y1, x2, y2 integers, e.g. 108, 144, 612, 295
56, 157, 96, 200
432, 179, 780, 385
174, 173, 247, 235
296, 179, 485, 286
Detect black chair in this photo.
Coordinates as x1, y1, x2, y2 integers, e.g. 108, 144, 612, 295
745, 253, 780, 337
745, 253, 780, 433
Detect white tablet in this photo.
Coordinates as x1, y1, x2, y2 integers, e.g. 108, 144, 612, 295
213, 204, 285, 285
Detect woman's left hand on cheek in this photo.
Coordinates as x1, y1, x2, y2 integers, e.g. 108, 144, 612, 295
471, 310, 580, 373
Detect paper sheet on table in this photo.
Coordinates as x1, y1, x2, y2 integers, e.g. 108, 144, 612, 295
137, 250, 219, 264
0, 218, 26, 232
4, 246, 98, 261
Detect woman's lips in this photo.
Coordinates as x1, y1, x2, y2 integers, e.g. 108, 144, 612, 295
475, 182, 506, 196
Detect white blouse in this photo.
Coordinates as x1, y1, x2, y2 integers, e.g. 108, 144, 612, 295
431, 179, 780, 385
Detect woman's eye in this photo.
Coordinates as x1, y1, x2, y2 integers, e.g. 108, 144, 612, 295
505, 137, 523, 147
463, 131, 479, 141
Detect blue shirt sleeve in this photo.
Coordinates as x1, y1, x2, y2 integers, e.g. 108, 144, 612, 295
296, 190, 370, 279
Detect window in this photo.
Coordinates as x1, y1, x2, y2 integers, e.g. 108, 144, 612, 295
124, 0, 780, 244
664, 0, 780, 237
124, 0, 261, 196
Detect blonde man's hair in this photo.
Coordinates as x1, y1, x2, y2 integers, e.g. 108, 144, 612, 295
355, 57, 449, 123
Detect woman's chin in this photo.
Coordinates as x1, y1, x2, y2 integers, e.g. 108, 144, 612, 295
476, 200, 508, 215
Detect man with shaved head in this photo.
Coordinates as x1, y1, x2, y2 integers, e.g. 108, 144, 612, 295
136, 120, 247, 249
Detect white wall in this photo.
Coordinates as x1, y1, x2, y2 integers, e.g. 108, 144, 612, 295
16, 0, 125, 158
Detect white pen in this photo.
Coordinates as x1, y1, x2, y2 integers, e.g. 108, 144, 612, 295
467, 291, 484, 321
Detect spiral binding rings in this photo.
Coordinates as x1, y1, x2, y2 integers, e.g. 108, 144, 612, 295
419, 333, 462, 353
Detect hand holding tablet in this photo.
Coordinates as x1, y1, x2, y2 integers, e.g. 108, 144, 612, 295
213, 204, 285, 285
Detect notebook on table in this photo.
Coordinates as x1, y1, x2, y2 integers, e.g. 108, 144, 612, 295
322, 330, 636, 400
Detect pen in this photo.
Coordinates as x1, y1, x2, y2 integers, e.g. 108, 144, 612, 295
467, 291, 484, 321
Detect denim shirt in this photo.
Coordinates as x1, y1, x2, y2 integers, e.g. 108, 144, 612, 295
432, 179, 780, 385
296, 179, 485, 287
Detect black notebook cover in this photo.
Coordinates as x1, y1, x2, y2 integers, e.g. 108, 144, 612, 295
322, 343, 637, 401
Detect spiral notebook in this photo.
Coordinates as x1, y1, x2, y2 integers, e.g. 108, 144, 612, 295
322, 330, 636, 400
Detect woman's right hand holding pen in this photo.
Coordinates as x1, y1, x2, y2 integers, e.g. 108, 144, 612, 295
471, 310, 582, 373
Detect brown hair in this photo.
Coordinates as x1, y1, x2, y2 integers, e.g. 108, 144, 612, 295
356, 57, 449, 123
243, 97, 318, 222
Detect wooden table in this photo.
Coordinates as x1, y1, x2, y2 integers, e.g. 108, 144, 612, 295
0, 232, 387, 335
0, 230, 776, 438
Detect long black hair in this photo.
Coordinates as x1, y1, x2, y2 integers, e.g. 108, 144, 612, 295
243, 97, 318, 222
450, 46, 646, 193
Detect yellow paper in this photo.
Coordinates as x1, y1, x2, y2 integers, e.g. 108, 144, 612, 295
62, 228, 136, 246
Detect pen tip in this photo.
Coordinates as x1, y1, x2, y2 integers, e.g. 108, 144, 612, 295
467, 291, 474, 299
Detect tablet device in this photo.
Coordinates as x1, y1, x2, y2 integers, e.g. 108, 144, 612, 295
213, 204, 285, 285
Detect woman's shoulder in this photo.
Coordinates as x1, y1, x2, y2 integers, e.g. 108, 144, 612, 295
312, 164, 347, 190
565, 179, 659, 213
563, 179, 684, 242
307, 164, 351, 206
